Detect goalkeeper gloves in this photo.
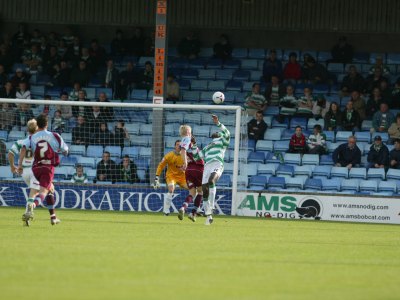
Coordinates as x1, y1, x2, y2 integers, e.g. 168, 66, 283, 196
191, 135, 196, 145
153, 176, 160, 189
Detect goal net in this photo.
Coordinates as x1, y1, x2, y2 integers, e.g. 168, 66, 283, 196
0, 97, 247, 217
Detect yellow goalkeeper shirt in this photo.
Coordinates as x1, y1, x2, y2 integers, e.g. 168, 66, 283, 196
156, 151, 184, 178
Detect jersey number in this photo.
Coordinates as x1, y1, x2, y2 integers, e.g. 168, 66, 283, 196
38, 142, 48, 158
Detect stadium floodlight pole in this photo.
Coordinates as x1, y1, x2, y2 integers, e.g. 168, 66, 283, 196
150, 0, 168, 184
0, 98, 242, 215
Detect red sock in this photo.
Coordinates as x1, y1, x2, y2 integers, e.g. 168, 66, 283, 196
34, 193, 45, 207
192, 194, 203, 214
34, 199, 40, 207
46, 193, 56, 219
182, 195, 193, 210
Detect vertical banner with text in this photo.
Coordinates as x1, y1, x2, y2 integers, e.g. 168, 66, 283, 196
153, 0, 167, 104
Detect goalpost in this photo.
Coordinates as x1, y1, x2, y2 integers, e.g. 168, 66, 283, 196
0, 98, 247, 217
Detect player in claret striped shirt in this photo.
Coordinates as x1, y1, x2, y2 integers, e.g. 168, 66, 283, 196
192, 114, 230, 225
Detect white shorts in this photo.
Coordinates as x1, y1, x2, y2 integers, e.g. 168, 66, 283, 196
202, 161, 224, 185
22, 168, 40, 191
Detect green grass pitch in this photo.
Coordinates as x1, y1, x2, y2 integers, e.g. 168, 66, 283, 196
0, 207, 399, 300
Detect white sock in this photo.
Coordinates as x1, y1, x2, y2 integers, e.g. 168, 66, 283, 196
209, 186, 216, 211
204, 199, 212, 216
163, 193, 173, 214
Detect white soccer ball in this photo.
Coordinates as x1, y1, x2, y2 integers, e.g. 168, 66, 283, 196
212, 91, 225, 104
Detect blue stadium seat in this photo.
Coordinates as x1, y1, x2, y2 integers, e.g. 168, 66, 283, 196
30, 85, 45, 98
336, 131, 353, 142
317, 51, 331, 62
372, 132, 389, 143
359, 180, 378, 192
286, 177, 305, 189
8, 131, 25, 141
0, 166, 14, 179
265, 152, 283, 164
304, 178, 322, 190
354, 132, 371, 143
248, 49, 266, 59
206, 58, 223, 69
125, 123, 140, 135
247, 139, 256, 152
256, 140, 274, 152
331, 166, 349, 179
224, 60, 241, 69
69, 145, 86, 156
178, 79, 190, 90
264, 106, 280, 116
189, 58, 207, 69
139, 147, 152, 159
240, 59, 258, 70
282, 49, 300, 61
86, 145, 104, 158
301, 154, 319, 165
312, 165, 331, 178
139, 124, 153, 135
386, 168, 400, 180
122, 147, 139, 159
86, 169, 97, 181
232, 48, 248, 58
105, 146, 122, 158
290, 117, 307, 129
257, 163, 278, 176
387, 53, 400, 64
361, 120, 373, 132
267, 177, 286, 189
207, 80, 226, 91
0, 130, 8, 141
61, 156, 77, 167
319, 154, 333, 165
248, 151, 265, 163
249, 175, 268, 189
225, 80, 243, 92
294, 165, 313, 177
194, 125, 211, 137
218, 174, 232, 187
273, 140, 289, 152
183, 113, 202, 125
180, 69, 198, 79
276, 164, 294, 177
321, 178, 341, 191
341, 179, 360, 192
327, 63, 344, 73
272, 117, 289, 129
242, 81, 256, 92
378, 180, 397, 193
198, 69, 216, 80
54, 166, 72, 180
96, 87, 113, 99
198, 47, 213, 58
307, 118, 325, 130
284, 153, 301, 165
324, 131, 335, 143
134, 158, 149, 170
367, 168, 386, 180
244, 164, 258, 177
314, 84, 329, 93
215, 69, 234, 80
250, 70, 263, 81
264, 128, 282, 141
130, 89, 148, 101
349, 167, 367, 179
77, 156, 96, 168
190, 80, 208, 91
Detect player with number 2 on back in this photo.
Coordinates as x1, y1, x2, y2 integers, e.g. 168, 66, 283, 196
19, 114, 69, 225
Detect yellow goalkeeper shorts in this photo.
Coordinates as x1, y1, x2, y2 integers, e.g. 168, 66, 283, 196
166, 174, 187, 189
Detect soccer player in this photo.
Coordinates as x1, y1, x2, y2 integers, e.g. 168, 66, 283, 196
179, 125, 204, 222
154, 140, 188, 215
192, 115, 230, 225
18, 114, 69, 225
8, 119, 40, 226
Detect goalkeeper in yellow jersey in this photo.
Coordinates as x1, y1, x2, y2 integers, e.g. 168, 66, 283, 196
154, 140, 188, 215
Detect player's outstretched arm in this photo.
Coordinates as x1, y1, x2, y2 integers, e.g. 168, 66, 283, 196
212, 114, 230, 139
17, 146, 26, 175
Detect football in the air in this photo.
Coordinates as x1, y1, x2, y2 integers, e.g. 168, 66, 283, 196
212, 91, 225, 104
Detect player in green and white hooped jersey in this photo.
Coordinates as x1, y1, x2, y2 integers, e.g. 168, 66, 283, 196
7, 119, 40, 226
192, 114, 230, 225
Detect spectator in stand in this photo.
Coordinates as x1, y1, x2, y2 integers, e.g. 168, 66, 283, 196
350, 90, 366, 121
72, 115, 90, 145
79, 47, 95, 74
50, 60, 71, 88
247, 110, 268, 142
244, 83, 268, 116
72, 89, 91, 118
62, 26, 75, 46
143, 30, 155, 57
388, 113, 400, 143
94, 122, 114, 146
312, 95, 330, 119
279, 85, 297, 120
30, 29, 42, 44
38, 36, 49, 55
341, 65, 365, 96
56, 92, 73, 119
329, 36, 354, 64
365, 67, 388, 93
11, 68, 29, 88
0, 64, 8, 87
57, 39, 69, 59
288, 126, 307, 154
118, 61, 139, 99
342, 101, 360, 131
129, 28, 146, 57
15, 103, 34, 128
264, 75, 285, 106
42, 45, 61, 76
114, 120, 130, 148
390, 78, 400, 109
262, 49, 283, 82
21, 43, 42, 73
0, 44, 14, 72
324, 102, 342, 131
283, 52, 302, 85
70, 60, 91, 87
304, 57, 329, 84
89, 39, 106, 72
51, 110, 65, 134
389, 139, 400, 169
0, 81, 16, 99
369, 55, 390, 77
16, 82, 31, 99
307, 124, 327, 155
0, 103, 15, 131
139, 61, 154, 91
177, 31, 201, 59
12, 23, 30, 57
372, 102, 395, 133
104, 59, 119, 93
332, 136, 361, 169
41, 95, 55, 116
166, 73, 180, 103
66, 36, 81, 63
296, 86, 315, 117
366, 87, 383, 119
71, 164, 88, 184
98, 92, 114, 122
111, 29, 127, 58
87, 106, 107, 135
378, 80, 392, 105
367, 135, 389, 170
96, 151, 117, 183
213, 34, 232, 62
117, 155, 139, 184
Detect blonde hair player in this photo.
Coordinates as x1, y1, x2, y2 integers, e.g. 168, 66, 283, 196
8, 119, 40, 226
154, 140, 188, 215
178, 124, 205, 222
